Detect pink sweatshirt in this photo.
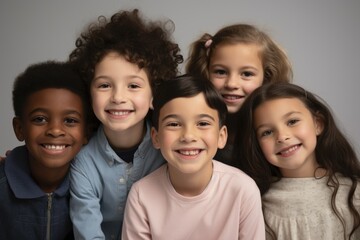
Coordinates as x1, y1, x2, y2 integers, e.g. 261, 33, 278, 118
122, 160, 265, 240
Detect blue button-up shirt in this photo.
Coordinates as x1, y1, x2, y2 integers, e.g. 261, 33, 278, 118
0, 145, 73, 240
70, 122, 165, 240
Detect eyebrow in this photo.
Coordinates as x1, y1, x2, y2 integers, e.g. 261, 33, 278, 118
211, 62, 259, 68
161, 113, 216, 123
93, 75, 146, 82
28, 108, 83, 117
255, 111, 301, 131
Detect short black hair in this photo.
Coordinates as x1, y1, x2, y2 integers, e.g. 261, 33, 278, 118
12, 61, 92, 123
152, 74, 227, 130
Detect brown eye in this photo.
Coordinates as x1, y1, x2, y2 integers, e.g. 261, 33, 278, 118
31, 116, 47, 124
242, 71, 254, 78
288, 119, 299, 126
128, 82, 140, 89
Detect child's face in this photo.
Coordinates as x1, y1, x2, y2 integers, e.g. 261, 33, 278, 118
151, 93, 227, 176
13, 88, 87, 170
209, 43, 264, 114
254, 98, 323, 177
91, 52, 152, 134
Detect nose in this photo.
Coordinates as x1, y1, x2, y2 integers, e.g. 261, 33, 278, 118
180, 126, 197, 143
224, 74, 240, 89
46, 120, 65, 137
111, 87, 126, 104
276, 129, 290, 143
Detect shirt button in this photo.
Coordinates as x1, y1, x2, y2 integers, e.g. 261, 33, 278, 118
119, 177, 125, 184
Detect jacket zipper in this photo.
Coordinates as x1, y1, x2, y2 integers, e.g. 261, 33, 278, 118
46, 193, 53, 240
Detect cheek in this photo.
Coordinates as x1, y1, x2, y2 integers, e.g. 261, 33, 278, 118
258, 139, 273, 157
243, 81, 263, 95
139, 96, 153, 107
160, 133, 175, 145
156, 133, 174, 155
204, 131, 219, 144
133, 91, 153, 107
210, 79, 224, 90
74, 127, 87, 143
91, 92, 102, 105
299, 127, 318, 148
91, 97, 102, 115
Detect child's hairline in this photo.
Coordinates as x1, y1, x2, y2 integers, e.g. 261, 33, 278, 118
154, 92, 225, 130
16, 87, 86, 119
87, 51, 155, 90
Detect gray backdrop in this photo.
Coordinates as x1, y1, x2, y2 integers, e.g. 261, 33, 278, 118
1, 0, 359, 156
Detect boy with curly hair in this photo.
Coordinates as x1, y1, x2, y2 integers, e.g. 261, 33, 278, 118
68, 9, 183, 239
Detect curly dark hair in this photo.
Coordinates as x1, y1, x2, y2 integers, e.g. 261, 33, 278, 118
69, 9, 183, 94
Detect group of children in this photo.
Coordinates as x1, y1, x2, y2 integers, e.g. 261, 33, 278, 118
0, 7, 359, 240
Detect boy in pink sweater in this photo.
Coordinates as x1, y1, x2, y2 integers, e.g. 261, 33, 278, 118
122, 75, 265, 240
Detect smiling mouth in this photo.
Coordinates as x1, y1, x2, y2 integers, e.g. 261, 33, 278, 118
177, 149, 202, 156
42, 144, 67, 150
222, 94, 244, 100
277, 144, 301, 156
107, 110, 132, 116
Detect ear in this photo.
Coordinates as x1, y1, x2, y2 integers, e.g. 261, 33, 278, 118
82, 134, 88, 146
149, 97, 154, 110
13, 117, 25, 142
314, 115, 324, 136
217, 125, 228, 149
150, 127, 161, 149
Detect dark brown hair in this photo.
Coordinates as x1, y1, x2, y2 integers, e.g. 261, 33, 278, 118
236, 82, 360, 239
69, 9, 183, 94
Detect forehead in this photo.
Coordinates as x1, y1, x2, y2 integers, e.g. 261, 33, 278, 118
254, 98, 310, 122
24, 88, 84, 114
160, 93, 219, 120
211, 43, 262, 62
94, 52, 149, 82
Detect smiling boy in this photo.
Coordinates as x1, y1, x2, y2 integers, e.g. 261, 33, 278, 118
122, 75, 265, 240
0, 61, 90, 239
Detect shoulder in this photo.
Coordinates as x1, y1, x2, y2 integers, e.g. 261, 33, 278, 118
212, 160, 260, 195
132, 165, 166, 189
72, 128, 109, 167
213, 160, 257, 184
0, 160, 5, 183
1, 146, 28, 176
129, 165, 168, 201
127, 165, 168, 207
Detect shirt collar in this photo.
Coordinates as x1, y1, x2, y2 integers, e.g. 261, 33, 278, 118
5, 145, 70, 199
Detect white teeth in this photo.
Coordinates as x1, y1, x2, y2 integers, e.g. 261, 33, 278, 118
110, 111, 130, 116
44, 145, 66, 150
179, 150, 200, 156
281, 145, 298, 155
224, 95, 240, 100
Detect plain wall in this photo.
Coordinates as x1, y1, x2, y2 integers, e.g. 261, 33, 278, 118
1, 0, 359, 156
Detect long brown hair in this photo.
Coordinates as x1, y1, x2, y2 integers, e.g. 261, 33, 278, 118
236, 82, 360, 239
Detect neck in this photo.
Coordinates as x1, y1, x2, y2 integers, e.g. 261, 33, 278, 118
29, 163, 69, 193
167, 162, 213, 197
104, 120, 146, 150
281, 155, 321, 178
